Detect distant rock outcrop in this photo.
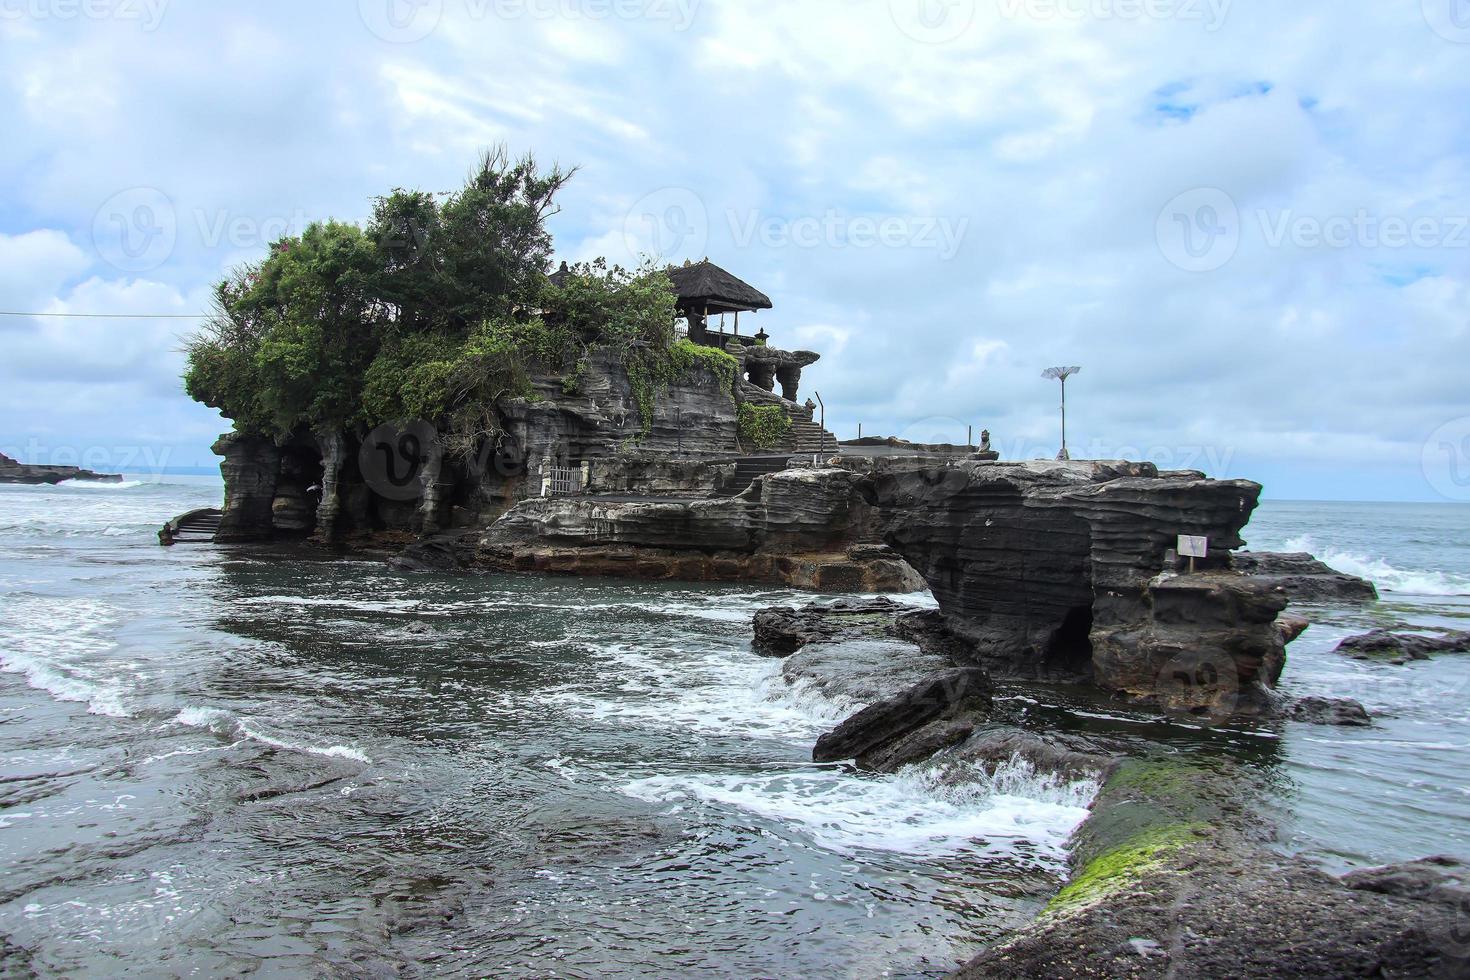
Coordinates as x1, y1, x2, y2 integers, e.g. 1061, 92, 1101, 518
1335, 629, 1470, 663
0, 451, 122, 485
1230, 551, 1378, 604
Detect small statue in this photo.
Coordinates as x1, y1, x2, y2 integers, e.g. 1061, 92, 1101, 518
804, 398, 817, 412
973, 428, 999, 461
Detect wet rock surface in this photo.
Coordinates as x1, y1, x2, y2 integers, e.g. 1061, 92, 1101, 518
781, 638, 951, 706
955, 759, 1470, 979
753, 596, 920, 657
811, 667, 993, 771
1336, 629, 1470, 663
1286, 695, 1374, 727
1231, 550, 1379, 604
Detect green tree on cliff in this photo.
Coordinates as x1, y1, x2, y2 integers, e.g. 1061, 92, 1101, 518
184, 148, 703, 456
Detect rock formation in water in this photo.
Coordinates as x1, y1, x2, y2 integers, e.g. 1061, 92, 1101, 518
1230, 551, 1378, 604
1335, 628, 1470, 663
0, 451, 122, 485
861, 459, 1292, 715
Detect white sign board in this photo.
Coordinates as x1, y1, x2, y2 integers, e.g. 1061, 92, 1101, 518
1178, 535, 1209, 559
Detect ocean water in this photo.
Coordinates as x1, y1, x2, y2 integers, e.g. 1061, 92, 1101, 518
0, 482, 1465, 976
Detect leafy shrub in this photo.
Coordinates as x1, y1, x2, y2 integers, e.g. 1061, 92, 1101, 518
737, 404, 791, 450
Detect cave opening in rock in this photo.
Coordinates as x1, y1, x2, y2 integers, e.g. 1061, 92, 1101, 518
274, 442, 325, 537
1043, 604, 1094, 676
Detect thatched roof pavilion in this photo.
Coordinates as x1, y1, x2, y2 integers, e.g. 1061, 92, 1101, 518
666, 259, 772, 316
667, 259, 772, 347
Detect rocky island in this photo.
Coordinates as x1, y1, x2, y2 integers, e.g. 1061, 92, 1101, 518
168, 152, 1450, 977
0, 451, 122, 485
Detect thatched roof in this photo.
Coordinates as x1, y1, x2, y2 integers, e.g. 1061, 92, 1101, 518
667, 259, 772, 315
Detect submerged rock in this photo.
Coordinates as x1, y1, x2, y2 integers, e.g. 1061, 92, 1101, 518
1343, 855, 1470, 907
1231, 551, 1379, 604
752, 596, 918, 657
1335, 629, 1470, 663
782, 638, 951, 707
1286, 696, 1373, 727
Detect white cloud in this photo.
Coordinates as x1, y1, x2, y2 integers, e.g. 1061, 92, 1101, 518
0, 2, 1466, 496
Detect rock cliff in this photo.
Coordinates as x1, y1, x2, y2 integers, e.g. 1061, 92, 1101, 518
862, 459, 1289, 715
477, 467, 925, 591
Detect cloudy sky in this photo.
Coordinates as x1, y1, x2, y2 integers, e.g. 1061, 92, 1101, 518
2, 1, 1468, 501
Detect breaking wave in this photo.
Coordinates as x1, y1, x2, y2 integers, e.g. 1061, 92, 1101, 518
622, 754, 1096, 862
1282, 535, 1470, 597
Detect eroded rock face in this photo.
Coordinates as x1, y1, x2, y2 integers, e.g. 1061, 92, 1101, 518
478, 468, 926, 592
213, 433, 281, 543
1231, 551, 1379, 604
864, 459, 1288, 712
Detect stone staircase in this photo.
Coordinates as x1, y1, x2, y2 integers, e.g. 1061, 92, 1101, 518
159, 508, 222, 545
790, 418, 839, 454
716, 455, 794, 497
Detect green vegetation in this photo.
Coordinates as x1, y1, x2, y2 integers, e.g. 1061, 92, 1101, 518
184, 148, 696, 454
737, 404, 791, 450
1043, 821, 1207, 918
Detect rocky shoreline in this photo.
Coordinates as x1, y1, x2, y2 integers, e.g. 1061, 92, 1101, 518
752, 597, 1468, 978
0, 451, 122, 485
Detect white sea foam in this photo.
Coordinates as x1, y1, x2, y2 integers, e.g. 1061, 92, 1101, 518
57, 480, 145, 490
172, 706, 372, 764
538, 639, 843, 743
0, 596, 133, 717
623, 755, 1096, 861
1282, 534, 1470, 596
